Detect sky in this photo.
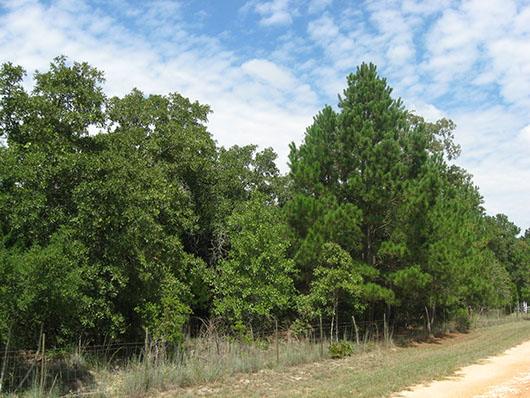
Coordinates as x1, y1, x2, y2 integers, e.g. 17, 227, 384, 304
1, 0, 529, 231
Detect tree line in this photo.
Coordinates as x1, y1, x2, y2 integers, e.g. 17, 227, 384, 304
0, 57, 528, 348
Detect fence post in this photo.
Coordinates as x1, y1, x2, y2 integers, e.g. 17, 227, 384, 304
16, 324, 43, 392
40, 333, 46, 392
319, 315, 324, 359
352, 316, 360, 346
383, 313, 387, 344
144, 328, 149, 392
275, 318, 279, 366
0, 323, 13, 393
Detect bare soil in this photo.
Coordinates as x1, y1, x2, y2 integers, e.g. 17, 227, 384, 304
393, 340, 530, 398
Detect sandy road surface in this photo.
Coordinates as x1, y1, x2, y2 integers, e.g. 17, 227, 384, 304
393, 340, 530, 398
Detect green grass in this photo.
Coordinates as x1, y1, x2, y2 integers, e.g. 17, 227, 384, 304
169, 315, 530, 398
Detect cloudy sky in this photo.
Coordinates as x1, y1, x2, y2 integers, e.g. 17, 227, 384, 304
1, 0, 529, 231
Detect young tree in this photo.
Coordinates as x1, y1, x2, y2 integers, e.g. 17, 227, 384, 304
485, 214, 529, 305
302, 243, 363, 340
212, 193, 295, 324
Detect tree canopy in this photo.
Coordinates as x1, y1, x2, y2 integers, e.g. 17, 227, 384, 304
0, 57, 527, 349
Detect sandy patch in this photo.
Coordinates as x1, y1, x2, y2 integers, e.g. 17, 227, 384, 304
393, 340, 530, 398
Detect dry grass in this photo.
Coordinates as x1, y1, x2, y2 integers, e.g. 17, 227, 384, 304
6, 314, 529, 397
157, 316, 530, 398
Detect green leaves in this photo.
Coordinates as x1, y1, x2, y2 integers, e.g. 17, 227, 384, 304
0, 228, 87, 345
213, 194, 295, 323
0, 56, 525, 349
287, 62, 429, 319
310, 243, 364, 314
1, 56, 106, 152
287, 61, 520, 328
0, 57, 220, 344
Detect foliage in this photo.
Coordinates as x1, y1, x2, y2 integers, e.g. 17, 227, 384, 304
452, 308, 472, 332
287, 62, 520, 331
329, 341, 356, 359
302, 243, 363, 319
213, 193, 295, 323
0, 56, 527, 357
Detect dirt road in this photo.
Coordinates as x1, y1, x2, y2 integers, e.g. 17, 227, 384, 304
393, 340, 530, 398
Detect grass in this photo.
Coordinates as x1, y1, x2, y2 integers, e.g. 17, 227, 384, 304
165, 315, 530, 398
4, 313, 529, 397
109, 337, 327, 397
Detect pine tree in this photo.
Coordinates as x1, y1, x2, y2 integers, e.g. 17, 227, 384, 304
288, 63, 432, 319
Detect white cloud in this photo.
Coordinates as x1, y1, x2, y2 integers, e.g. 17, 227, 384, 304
488, 37, 530, 107
387, 42, 414, 65
518, 125, 530, 147
308, 0, 332, 14
421, 0, 530, 108
470, 164, 530, 230
1, 0, 530, 229
307, 14, 340, 44
0, 0, 319, 173
242, 59, 297, 90
270, 33, 313, 64
143, 0, 183, 23
450, 105, 530, 229
401, 0, 453, 15
452, 106, 521, 160
408, 102, 446, 122
243, 0, 295, 26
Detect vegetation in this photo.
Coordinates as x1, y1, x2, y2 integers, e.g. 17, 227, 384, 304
0, 57, 529, 394
171, 316, 530, 398
4, 313, 528, 397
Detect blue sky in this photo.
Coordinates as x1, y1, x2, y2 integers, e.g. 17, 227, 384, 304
1, 0, 529, 231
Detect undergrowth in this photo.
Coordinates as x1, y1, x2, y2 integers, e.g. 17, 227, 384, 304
3, 313, 528, 397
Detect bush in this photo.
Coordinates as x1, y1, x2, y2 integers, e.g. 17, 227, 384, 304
329, 341, 355, 359
454, 308, 472, 332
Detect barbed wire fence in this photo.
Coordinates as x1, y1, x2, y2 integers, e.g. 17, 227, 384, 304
0, 315, 393, 395
3, 311, 526, 396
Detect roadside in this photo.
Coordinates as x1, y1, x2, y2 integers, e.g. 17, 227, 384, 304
393, 340, 530, 398
157, 319, 530, 398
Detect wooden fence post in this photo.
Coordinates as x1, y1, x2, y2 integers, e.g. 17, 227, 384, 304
40, 333, 46, 392
275, 318, 279, 366
0, 323, 13, 393
319, 315, 324, 359
384, 313, 387, 344
352, 316, 360, 346
144, 328, 149, 391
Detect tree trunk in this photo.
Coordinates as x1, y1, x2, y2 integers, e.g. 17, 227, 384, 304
333, 292, 339, 342
0, 322, 13, 393
425, 306, 432, 337
336, 309, 339, 342
431, 303, 436, 329
330, 315, 334, 343
352, 315, 360, 346
365, 225, 376, 267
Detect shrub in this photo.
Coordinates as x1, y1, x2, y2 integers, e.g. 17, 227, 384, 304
329, 341, 355, 359
454, 308, 472, 332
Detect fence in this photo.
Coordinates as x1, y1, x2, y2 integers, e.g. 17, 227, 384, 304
0, 316, 393, 396
516, 301, 528, 314
2, 311, 528, 396
0, 339, 145, 395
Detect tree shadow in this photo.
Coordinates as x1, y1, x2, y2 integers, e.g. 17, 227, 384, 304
394, 330, 463, 348
0, 352, 95, 395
